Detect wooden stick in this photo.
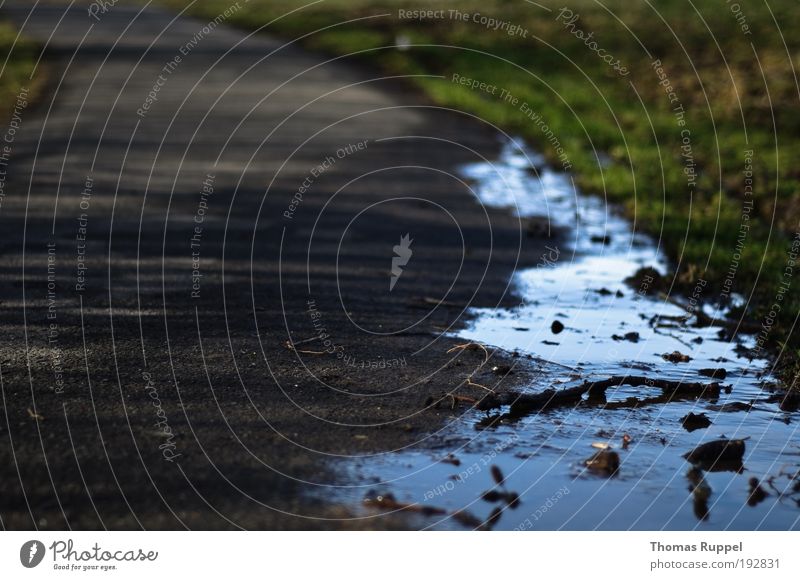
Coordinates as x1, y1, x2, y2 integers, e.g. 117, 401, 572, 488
584, 375, 721, 397
509, 384, 591, 415
505, 375, 720, 416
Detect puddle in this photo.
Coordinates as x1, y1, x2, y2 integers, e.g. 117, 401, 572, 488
345, 138, 800, 530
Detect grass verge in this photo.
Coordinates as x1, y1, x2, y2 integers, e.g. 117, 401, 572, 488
0, 20, 40, 119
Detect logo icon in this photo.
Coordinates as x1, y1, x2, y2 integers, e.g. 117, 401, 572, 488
20, 540, 45, 568
390, 234, 413, 291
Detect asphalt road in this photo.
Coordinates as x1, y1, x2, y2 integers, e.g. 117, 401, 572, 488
0, 2, 555, 529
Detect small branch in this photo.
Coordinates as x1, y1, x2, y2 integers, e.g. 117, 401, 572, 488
584, 375, 721, 398
509, 383, 591, 415
658, 293, 760, 333
501, 375, 721, 416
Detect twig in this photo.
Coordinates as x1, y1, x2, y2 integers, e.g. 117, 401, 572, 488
448, 342, 496, 393
466, 377, 494, 393
584, 375, 721, 398
501, 375, 721, 416
658, 292, 761, 333
447, 342, 490, 366
284, 339, 339, 356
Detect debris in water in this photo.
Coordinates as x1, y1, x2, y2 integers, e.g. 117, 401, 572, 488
475, 413, 505, 430
482, 506, 503, 530
612, 331, 640, 342
772, 390, 800, 412
698, 367, 728, 379
481, 488, 519, 507
482, 490, 505, 503
475, 392, 502, 412
441, 454, 461, 467
364, 489, 494, 529
686, 467, 711, 521
526, 218, 548, 238
662, 350, 692, 363
480, 467, 520, 509
687, 468, 711, 499
451, 509, 483, 528
684, 438, 746, 465
584, 374, 720, 398
551, 320, 565, 334
363, 490, 396, 509
491, 465, 505, 486
705, 401, 752, 413
681, 412, 712, 432
747, 477, 768, 506
622, 433, 632, 449
584, 448, 620, 476
363, 490, 447, 518
624, 266, 664, 294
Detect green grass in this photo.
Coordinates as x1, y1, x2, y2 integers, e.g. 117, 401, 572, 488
160, 0, 800, 381
0, 21, 40, 118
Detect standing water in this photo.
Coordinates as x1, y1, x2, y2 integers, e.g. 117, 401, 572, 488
346, 138, 800, 530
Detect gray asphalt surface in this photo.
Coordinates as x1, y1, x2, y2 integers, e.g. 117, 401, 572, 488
0, 2, 556, 529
